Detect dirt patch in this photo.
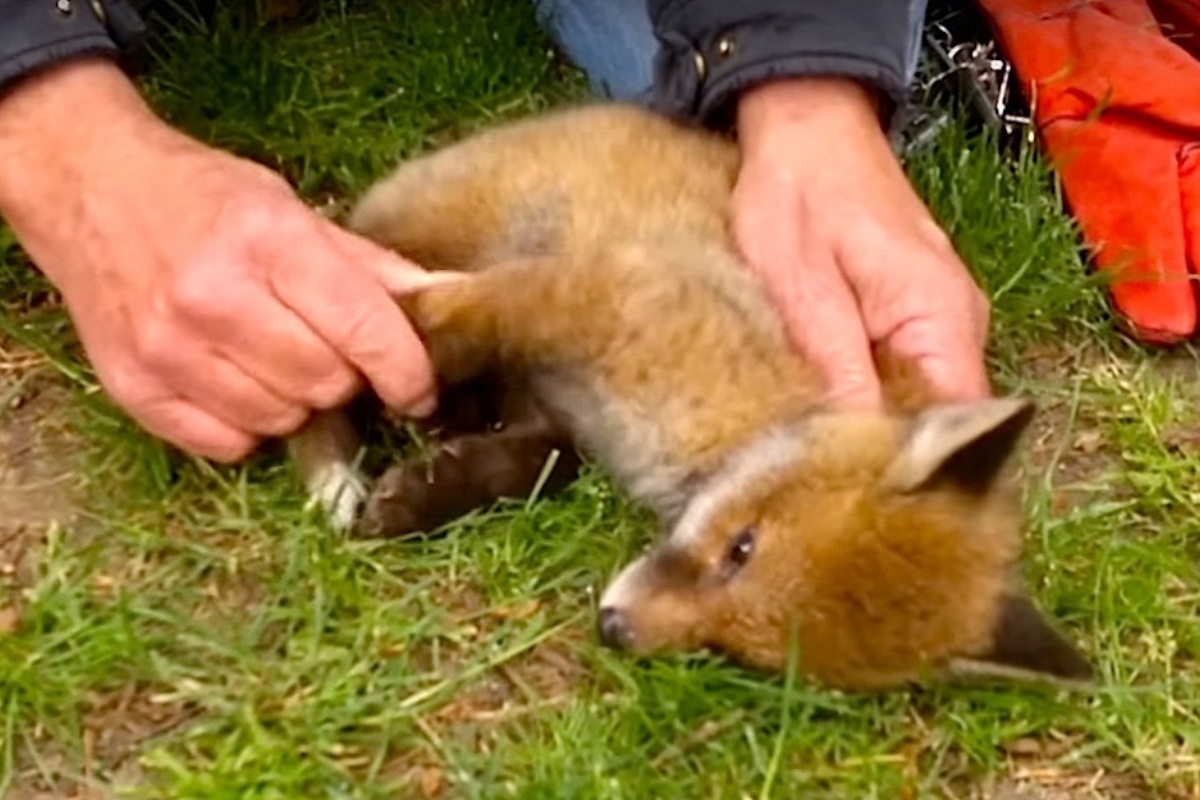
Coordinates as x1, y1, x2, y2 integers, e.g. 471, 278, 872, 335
403, 584, 591, 726
964, 750, 1197, 800
8, 683, 196, 800
968, 771, 1162, 800
0, 344, 85, 592
935, 732, 1198, 800
1016, 342, 1130, 513
373, 584, 593, 797
377, 632, 592, 798
0, 344, 183, 799
0, 341, 89, 668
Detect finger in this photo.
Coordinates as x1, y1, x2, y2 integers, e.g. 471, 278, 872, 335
264, 223, 438, 417
889, 319, 993, 403
860, 244, 993, 403
168, 246, 363, 410
773, 258, 884, 412
202, 294, 361, 411
168, 349, 309, 437
133, 392, 260, 463
733, 203, 884, 411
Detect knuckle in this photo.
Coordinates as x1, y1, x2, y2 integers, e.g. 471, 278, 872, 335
335, 309, 406, 373
830, 364, 877, 395
962, 281, 992, 326
133, 314, 185, 373
975, 300, 993, 345
338, 306, 387, 349
974, 290, 992, 322
212, 190, 305, 262
170, 264, 233, 320
205, 436, 258, 463
307, 371, 361, 411
257, 406, 309, 438
920, 220, 959, 258
101, 363, 148, 408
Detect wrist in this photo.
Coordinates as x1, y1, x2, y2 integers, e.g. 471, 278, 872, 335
0, 58, 158, 202
735, 77, 886, 153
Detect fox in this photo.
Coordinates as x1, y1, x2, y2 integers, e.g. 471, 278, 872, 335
287, 102, 1095, 691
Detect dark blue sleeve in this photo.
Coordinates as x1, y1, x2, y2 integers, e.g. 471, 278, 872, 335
0, 0, 145, 95
646, 0, 926, 128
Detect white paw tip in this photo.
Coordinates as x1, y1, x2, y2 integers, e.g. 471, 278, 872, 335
306, 462, 368, 531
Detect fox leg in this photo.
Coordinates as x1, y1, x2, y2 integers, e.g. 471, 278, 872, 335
290, 258, 578, 531
285, 275, 504, 531
289, 394, 579, 537
395, 257, 581, 381
289, 408, 371, 531
362, 267, 582, 537
358, 382, 580, 538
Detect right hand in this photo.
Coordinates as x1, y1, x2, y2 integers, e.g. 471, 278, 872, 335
733, 78, 992, 411
0, 59, 447, 462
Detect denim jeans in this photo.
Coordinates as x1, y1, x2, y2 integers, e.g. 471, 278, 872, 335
533, 0, 657, 102
532, 0, 930, 104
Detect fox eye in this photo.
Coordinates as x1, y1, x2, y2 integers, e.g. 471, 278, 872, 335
723, 527, 756, 574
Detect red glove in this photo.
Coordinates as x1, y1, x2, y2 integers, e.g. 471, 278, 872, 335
976, 0, 1200, 343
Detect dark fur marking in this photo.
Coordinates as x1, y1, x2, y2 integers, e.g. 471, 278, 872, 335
980, 593, 1094, 681
933, 403, 1036, 495
358, 422, 582, 538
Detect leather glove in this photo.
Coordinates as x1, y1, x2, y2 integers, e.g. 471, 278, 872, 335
977, 0, 1200, 343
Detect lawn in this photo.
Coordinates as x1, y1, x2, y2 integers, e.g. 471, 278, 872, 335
2, 1, 1200, 797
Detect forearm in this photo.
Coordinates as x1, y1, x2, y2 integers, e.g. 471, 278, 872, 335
646, 0, 927, 129
0, 57, 163, 286
0, 0, 152, 280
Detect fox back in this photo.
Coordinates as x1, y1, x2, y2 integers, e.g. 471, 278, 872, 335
298, 103, 1092, 690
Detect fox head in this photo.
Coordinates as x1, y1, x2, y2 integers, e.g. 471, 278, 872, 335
597, 397, 1093, 690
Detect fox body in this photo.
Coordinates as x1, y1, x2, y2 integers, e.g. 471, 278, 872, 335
290, 103, 1093, 690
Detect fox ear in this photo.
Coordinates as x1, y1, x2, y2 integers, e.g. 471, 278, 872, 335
948, 592, 1095, 687
881, 397, 1036, 494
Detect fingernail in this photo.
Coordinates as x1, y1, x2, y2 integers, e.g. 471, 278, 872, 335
409, 392, 438, 418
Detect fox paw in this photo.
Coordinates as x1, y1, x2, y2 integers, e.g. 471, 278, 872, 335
356, 460, 447, 538
305, 461, 369, 531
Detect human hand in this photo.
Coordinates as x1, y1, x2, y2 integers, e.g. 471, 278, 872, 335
0, 59, 445, 462
733, 77, 992, 411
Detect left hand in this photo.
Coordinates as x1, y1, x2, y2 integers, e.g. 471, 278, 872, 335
732, 77, 992, 411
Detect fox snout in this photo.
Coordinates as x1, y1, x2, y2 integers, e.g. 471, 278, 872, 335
597, 606, 634, 650
597, 550, 709, 658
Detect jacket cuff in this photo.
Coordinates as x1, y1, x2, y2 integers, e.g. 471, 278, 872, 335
649, 2, 920, 131
0, 0, 147, 96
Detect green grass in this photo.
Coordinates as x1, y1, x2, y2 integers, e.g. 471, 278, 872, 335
3, 0, 1200, 797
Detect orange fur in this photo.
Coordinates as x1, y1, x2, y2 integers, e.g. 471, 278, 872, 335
296, 102, 1092, 690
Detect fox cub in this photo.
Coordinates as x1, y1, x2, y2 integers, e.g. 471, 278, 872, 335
289, 103, 1093, 690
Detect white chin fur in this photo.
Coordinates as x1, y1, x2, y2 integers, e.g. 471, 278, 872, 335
306, 462, 368, 531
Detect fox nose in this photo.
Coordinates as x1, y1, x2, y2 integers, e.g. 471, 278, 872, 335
598, 606, 633, 650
